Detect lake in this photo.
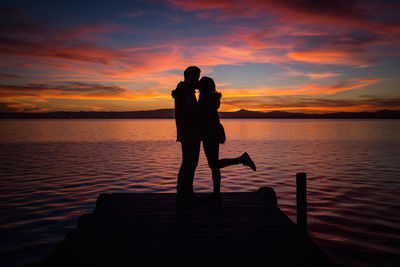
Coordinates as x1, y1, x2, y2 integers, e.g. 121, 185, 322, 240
1, 119, 400, 266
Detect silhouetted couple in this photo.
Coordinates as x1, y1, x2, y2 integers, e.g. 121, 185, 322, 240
172, 66, 256, 201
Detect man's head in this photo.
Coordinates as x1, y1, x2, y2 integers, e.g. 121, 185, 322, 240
184, 66, 201, 87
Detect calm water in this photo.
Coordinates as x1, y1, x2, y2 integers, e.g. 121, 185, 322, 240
1, 119, 400, 266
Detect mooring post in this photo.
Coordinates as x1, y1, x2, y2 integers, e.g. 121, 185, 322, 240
296, 172, 307, 232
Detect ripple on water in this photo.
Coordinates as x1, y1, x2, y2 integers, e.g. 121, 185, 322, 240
1, 122, 400, 266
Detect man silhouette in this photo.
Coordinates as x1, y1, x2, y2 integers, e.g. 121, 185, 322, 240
171, 66, 201, 201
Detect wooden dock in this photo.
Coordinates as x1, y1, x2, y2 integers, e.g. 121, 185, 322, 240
38, 187, 334, 266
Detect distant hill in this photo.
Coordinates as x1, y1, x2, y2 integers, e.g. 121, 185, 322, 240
1, 109, 399, 119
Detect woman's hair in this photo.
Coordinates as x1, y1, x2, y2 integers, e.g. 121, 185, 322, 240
199, 76, 216, 93
199, 77, 221, 107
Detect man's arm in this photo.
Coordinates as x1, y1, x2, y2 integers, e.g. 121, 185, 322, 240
171, 82, 186, 99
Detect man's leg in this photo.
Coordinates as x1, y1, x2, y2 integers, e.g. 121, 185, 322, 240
177, 149, 185, 195
188, 140, 200, 192
177, 141, 200, 196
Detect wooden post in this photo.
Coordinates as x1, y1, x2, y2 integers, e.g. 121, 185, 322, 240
296, 173, 307, 232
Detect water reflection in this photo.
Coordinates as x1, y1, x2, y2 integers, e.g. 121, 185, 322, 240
0, 119, 400, 266
1, 119, 400, 142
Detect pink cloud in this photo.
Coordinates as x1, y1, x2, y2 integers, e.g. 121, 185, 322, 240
167, 0, 232, 11
166, 0, 400, 33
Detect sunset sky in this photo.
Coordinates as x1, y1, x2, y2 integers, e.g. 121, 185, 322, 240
1, 0, 400, 113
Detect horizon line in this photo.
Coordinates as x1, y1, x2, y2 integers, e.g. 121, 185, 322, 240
1, 108, 400, 114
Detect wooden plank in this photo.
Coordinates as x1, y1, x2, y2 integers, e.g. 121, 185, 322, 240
36, 188, 335, 266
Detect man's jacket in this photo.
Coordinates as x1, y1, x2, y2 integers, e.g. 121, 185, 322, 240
171, 82, 200, 142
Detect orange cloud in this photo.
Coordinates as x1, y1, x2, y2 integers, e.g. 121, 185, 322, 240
287, 50, 373, 66
220, 78, 380, 97
0, 101, 49, 112
306, 72, 341, 79
300, 78, 380, 94
282, 69, 341, 79
0, 77, 379, 111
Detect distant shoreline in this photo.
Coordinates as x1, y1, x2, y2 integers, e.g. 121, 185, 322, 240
1, 109, 399, 119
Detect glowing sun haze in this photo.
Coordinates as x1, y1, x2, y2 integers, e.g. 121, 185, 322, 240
1, 0, 400, 113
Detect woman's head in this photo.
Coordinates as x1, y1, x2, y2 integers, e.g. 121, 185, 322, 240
199, 76, 216, 93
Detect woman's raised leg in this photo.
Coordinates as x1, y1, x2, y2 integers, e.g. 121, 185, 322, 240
218, 152, 256, 171
203, 142, 257, 193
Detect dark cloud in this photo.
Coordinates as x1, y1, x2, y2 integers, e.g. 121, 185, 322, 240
0, 9, 130, 39
270, 0, 366, 19
0, 101, 45, 112
56, 82, 127, 96
168, 0, 400, 33
0, 10, 130, 64
0, 102, 17, 112
0, 7, 24, 16
223, 95, 400, 109
299, 30, 381, 51
0, 18, 52, 37
0, 73, 21, 79
0, 82, 128, 97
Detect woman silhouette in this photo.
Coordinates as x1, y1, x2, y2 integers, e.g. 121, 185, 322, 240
198, 76, 256, 197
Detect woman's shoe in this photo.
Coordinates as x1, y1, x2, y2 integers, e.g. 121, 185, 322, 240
241, 152, 256, 171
